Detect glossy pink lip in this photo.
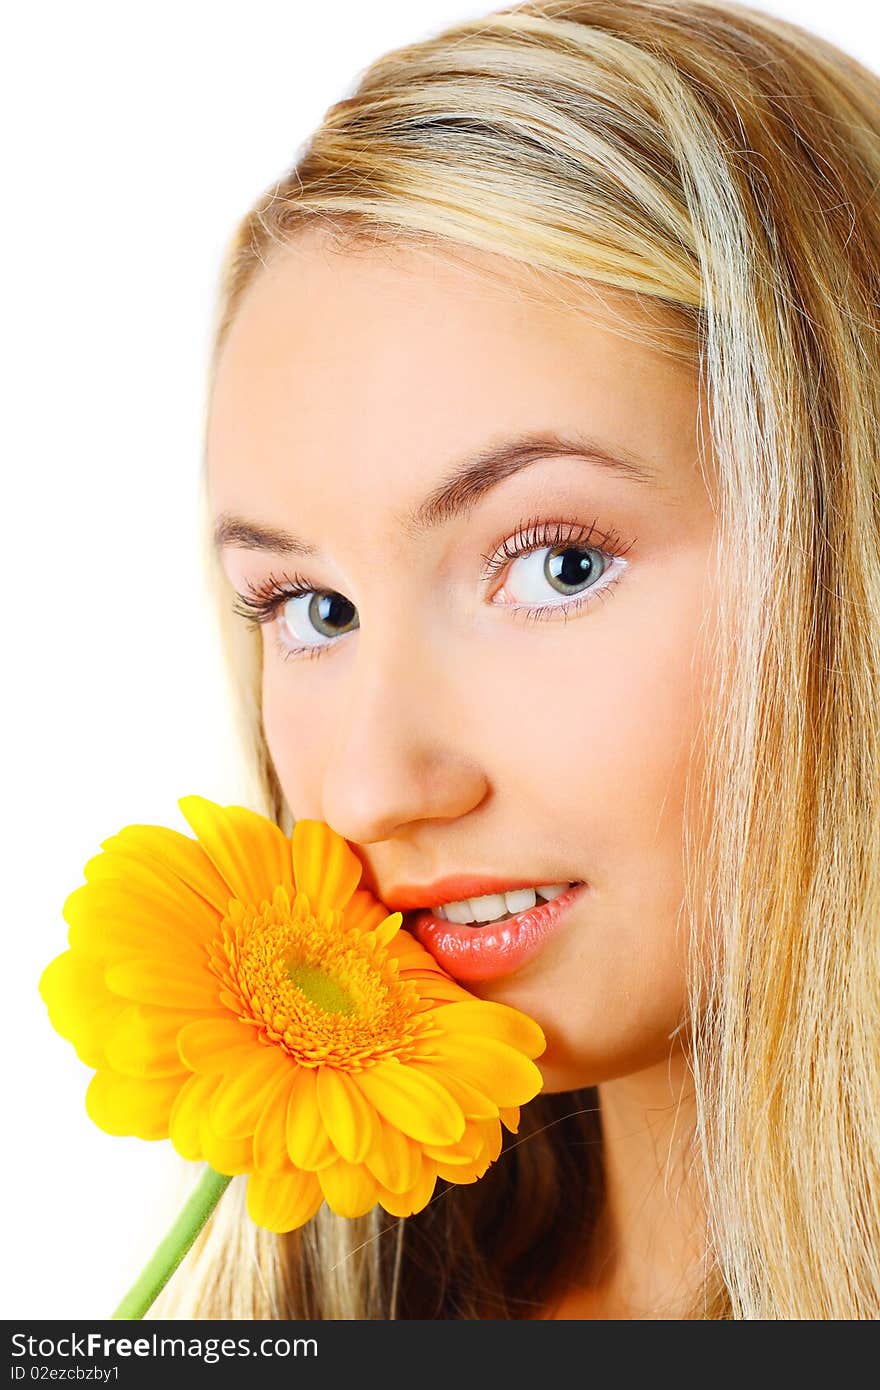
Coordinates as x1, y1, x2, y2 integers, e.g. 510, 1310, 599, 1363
408, 882, 588, 982
383, 874, 564, 912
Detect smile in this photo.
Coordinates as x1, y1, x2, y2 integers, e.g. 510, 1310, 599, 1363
408, 881, 589, 982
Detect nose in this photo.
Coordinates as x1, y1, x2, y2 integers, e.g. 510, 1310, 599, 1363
318, 621, 489, 846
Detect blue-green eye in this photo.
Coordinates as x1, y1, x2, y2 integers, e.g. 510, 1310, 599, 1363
485, 515, 633, 617
277, 590, 359, 647
498, 542, 612, 604
231, 572, 358, 660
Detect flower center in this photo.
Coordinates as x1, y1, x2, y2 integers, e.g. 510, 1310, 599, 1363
285, 959, 357, 1016
208, 882, 429, 1069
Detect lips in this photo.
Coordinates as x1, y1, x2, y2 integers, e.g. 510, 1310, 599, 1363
407, 881, 589, 983
383, 874, 578, 912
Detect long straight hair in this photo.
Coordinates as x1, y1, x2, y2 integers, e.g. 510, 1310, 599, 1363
153, 0, 880, 1318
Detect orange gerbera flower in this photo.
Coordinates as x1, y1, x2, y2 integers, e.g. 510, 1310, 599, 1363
39, 797, 546, 1234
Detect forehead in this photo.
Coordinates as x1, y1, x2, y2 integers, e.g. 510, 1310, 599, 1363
205, 229, 701, 522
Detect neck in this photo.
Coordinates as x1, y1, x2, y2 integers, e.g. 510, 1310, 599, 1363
560, 1046, 711, 1319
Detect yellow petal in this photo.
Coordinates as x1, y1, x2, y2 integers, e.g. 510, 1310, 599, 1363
317, 1157, 379, 1218
316, 1066, 379, 1165
98, 820, 235, 918
387, 932, 441, 970
408, 1061, 499, 1120
353, 1058, 465, 1145
200, 1121, 254, 1175
499, 1105, 520, 1133
432, 1156, 490, 1184
363, 1115, 424, 1194
428, 1000, 546, 1059
253, 1070, 296, 1174
416, 1036, 545, 1108
286, 1066, 336, 1170
104, 1005, 192, 1078
178, 796, 293, 910
376, 1162, 438, 1218
407, 975, 477, 1007
372, 912, 403, 948
177, 1017, 262, 1073
422, 1119, 495, 1165
168, 1072, 218, 1160
77, 855, 223, 952
86, 1070, 184, 1139
104, 958, 219, 1010
39, 949, 104, 1014
65, 877, 217, 964
208, 1047, 291, 1138
478, 1116, 504, 1162
39, 951, 127, 1066
247, 1168, 324, 1233
342, 890, 391, 934
291, 819, 363, 916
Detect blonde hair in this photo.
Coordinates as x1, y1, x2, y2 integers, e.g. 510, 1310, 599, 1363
153, 0, 880, 1318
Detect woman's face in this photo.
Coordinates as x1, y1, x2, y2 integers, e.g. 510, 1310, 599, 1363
207, 229, 718, 1092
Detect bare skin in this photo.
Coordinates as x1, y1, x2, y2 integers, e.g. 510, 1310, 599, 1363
206, 227, 719, 1319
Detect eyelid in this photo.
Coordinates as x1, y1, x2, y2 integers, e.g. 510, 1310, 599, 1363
480, 514, 634, 582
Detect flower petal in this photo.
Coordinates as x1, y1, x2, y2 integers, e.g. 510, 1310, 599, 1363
499, 1105, 520, 1133
177, 1017, 262, 1073
479, 1115, 504, 1162
342, 890, 391, 935
421, 1119, 495, 1165
178, 796, 293, 911
85, 1070, 184, 1139
208, 1047, 291, 1138
317, 1157, 379, 1218
413, 1036, 545, 1108
291, 820, 363, 916
428, 1000, 546, 1059
363, 1116, 424, 1194
316, 1067, 379, 1165
253, 1070, 297, 1174
247, 1168, 324, 1233
97, 820, 235, 918
200, 1121, 254, 1175
286, 1066, 336, 1170
387, 932, 441, 970
104, 1005, 192, 1078
65, 876, 217, 963
372, 912, 403, 948
39, 951, 127, 1067
353, 1059, 465, 1145
407, 975, 476, 1008
104, 958, 219, 1010
168, 1072, 218, 1160
376, 1162, 438, 1218
432, 1156, 490, 1185
407, 1062, 499, 1121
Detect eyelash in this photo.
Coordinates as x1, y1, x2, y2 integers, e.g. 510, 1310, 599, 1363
230, 514, 636, 662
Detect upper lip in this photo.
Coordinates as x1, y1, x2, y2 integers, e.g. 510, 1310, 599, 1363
381, 875, 581, 912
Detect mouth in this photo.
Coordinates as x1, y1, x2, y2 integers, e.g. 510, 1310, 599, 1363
403, 880, 588, 983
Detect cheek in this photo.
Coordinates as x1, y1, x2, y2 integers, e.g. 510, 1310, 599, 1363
478, 547, 710, 876
260, 662, 321, 818
472, 549, 713, 1087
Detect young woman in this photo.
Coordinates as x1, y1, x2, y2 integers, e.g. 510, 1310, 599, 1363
155, 0, 880, 1318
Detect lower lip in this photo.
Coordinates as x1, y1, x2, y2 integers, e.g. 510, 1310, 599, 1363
408, 882, 588, 982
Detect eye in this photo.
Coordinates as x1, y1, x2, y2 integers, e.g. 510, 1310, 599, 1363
482, 516, 634, 623
277, 590, 359, 649
498, 541, 615, 607
230, 573, 359, 660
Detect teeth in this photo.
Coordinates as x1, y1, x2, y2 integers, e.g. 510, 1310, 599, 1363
433, 881, 576, 925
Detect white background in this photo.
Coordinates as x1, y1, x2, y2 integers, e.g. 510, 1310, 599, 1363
4, 0, 877, 1320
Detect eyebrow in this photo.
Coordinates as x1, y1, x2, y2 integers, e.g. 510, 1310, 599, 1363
212, 430, 659, 555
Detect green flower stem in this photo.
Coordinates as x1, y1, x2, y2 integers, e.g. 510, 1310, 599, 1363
112, 1166, 232, 1320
